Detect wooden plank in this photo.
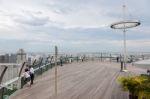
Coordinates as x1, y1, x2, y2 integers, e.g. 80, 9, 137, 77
10, 62, 146, 99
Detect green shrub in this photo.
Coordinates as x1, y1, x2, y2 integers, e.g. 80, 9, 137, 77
119, 75, 150, 98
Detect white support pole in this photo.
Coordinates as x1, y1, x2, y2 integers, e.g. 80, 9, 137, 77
123, 5, 127, 70
55, 46, 58, 96
123, 29, 127, 70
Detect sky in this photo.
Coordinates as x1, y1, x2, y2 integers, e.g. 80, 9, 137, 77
0, 0, 150, 53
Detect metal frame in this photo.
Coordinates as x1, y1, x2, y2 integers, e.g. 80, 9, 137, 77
18, 62, 26, 77
111, 20, 140, 71
0, 66, 8, 84
111, 20, 141, 29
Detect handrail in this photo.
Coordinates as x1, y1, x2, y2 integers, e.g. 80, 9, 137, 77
18, 62, 26, 77
0, 62, 51, 88
0, 56, 84, 88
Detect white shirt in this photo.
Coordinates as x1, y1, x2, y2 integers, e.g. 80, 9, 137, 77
24, 71, 30, 78
30, 67, 34, 74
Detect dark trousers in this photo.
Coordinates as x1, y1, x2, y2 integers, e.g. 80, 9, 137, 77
24, 77, 30, 84
30, 74, 34, 85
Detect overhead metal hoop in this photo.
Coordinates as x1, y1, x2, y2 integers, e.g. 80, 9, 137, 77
110, 4, 141, 72
110, 20, 141, 72
111, 20, 141, 29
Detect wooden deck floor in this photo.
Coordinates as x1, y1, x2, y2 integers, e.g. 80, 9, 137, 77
10, 61, 146, 99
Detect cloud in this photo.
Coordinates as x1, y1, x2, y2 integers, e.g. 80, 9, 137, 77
0, 0, 149, 52
12, 10, 49, 26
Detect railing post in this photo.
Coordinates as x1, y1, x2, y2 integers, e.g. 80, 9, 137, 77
32, 59, 36, 66
45, 57, 50, 70
18, 62, 26, 89
121, 61, 123, 71
18, 62, 26, 77
110, 54, 111, 62
50, 56, 54, 68
60, 56, 63, 66
21, 77, 24, 89
1, 87, 4, 99
142, 55, 144, 60
41, 58, 43, 74
38, 58, 43, 75
0, 66, 8, 85
0, 87, 3, 99
101, 53, 103, 62
77, 56, 79, 62
54, 46, 58, 96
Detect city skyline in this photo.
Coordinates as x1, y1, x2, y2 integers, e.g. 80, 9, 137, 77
0, 0, 150, 53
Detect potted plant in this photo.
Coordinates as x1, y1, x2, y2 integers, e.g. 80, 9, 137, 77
119, 76, 150, 99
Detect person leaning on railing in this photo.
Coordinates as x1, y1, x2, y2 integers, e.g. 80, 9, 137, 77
29, 66, 35, 85
23, 67, 31, 87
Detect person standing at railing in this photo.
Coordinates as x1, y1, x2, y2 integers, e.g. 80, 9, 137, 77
60, 56, 63, 66
116, 57, 119, 62
23, 67, 30, 87
29, 66, 34, 85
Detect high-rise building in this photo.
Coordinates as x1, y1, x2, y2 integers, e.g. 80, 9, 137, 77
9, 54, 17, 63
0, 54, 11, 63
0, 55, 5, 63
5, 54, 9, 63
27, 57, 32, 65
16, 49, 27, 64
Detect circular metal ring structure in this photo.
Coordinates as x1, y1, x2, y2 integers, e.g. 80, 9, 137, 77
110, 20, 141, 71
111, 20, 141, 29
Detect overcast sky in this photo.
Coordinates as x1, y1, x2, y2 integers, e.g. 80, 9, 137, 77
0, 0, 150, 53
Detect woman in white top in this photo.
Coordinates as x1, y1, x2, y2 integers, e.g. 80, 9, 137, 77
24, 68, 30, 84
29, 66, 34, 85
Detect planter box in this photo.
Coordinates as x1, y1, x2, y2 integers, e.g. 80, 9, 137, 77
129, 94, 138, 99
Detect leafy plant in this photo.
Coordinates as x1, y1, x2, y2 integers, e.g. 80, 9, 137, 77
119, 75, 150, 99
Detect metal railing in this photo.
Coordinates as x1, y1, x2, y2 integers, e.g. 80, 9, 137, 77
0, 56, 78, 99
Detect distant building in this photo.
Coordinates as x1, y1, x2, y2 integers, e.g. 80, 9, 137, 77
0, 55, 5, 63
0, 54, 13, 63
9, 54, 17, 63
16, 49, 27, 64
5, 54, 9, 63
27, 57, 32, 65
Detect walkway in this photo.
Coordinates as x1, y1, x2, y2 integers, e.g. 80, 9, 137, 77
10, 61, 146, 99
